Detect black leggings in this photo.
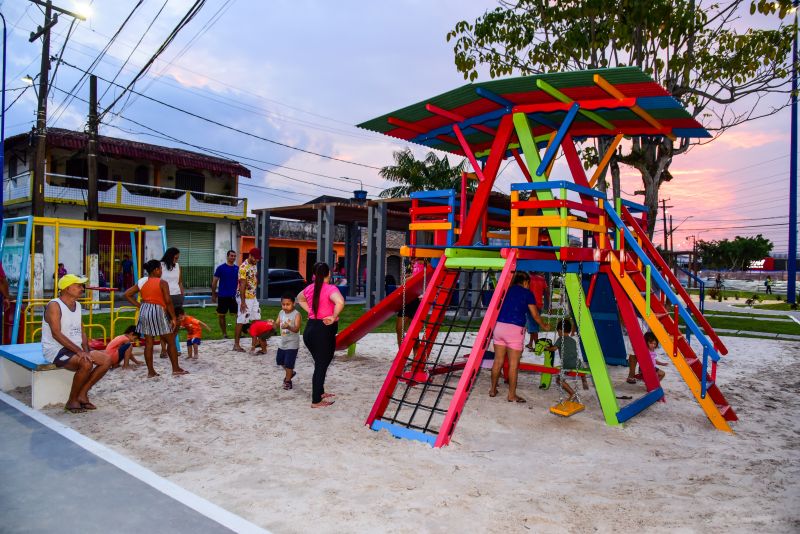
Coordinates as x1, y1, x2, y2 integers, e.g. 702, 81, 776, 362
303, 319, 338, 403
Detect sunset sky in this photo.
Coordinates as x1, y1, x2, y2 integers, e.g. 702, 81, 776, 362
2, 0, 795, 256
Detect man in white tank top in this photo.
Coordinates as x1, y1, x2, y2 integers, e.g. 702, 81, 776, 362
42, 274, 113, 413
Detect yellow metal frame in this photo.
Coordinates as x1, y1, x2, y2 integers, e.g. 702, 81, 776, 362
408, 222, 453, 231
4, 217, 159, 344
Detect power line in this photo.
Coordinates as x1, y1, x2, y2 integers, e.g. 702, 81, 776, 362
57, 58, 383, 170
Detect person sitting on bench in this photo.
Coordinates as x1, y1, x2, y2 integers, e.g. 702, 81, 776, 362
42, 274, 112, 413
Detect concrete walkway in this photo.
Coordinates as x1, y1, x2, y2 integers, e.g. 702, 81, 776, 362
0, 393, 269, 534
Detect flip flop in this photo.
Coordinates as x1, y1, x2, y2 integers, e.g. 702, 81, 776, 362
291, 370, 297, 379
172, 369, 190, 376
626, 378, 637, 384
255, 349, 266, 355
321, 393, 336, 399
80, 402, 97, 410
311, 400, 335, 408
232, 346, 246, 353
508, 397, 527, 403
64, 405, 86, 414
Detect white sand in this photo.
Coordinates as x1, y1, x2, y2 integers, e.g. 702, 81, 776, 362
30, 334, 800, 533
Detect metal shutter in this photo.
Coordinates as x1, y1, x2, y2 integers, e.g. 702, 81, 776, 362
165, 220, 215, 289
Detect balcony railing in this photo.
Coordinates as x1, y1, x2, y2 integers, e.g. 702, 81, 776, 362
3, 172, 247, 219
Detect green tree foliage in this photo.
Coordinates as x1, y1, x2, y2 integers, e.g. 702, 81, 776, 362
378, 148, 468, 198
697, 234, 774, 271
447, 0, 795, 236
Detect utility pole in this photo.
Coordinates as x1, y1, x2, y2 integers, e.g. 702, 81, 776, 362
87, 74, 99, 293
27, 0, 86, 298
660, 198, 671, 252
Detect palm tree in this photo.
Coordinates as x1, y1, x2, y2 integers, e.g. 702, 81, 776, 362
378, 148, 468, 198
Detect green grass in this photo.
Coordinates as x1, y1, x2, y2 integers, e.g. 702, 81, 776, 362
701, 315, 800, 336
750, 302, 800, 311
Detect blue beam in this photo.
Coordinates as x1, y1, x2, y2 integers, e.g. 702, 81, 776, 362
371, 420, 436, 446
536, 102, 579, 176
616, 387, 664, 423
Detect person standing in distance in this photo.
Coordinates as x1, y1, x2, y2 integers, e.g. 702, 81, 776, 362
233, 248, 262, 352
212, 250, 239, 338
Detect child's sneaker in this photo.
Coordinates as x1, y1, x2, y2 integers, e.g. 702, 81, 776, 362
283, 379, 292, 390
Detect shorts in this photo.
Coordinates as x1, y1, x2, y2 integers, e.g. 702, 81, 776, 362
276, 348, 298, 369
170, 294, 184, 309
186, 337, 202, 347
492, 321, 525, 352
115, 342, 132, 365
216, 296, 237, 315
397, 298, 421, 318
236, 297, 261, 324
53, 347, 76, 368
525, 308, 542, 334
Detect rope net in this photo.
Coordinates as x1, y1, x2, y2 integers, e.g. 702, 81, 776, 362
380, 267, 496, 437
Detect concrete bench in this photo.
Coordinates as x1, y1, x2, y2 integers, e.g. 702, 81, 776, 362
0, 343, 73, 409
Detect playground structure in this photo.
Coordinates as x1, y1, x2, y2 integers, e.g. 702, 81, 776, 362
338, 67, 736, 447
0, 216, 165, 345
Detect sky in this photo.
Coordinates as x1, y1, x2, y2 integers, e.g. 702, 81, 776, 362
1, 0, 797, 256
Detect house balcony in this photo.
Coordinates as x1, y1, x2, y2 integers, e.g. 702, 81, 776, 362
3, 172, 248, 219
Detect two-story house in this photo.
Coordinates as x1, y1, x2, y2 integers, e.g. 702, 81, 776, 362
3, 128, 251, 291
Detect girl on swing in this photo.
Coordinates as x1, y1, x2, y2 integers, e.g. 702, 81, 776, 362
489, 271, 549, 403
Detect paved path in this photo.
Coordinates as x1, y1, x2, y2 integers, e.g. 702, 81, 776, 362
0, 393, 268, 534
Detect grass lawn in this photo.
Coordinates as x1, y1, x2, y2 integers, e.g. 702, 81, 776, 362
749, 302, 800, 311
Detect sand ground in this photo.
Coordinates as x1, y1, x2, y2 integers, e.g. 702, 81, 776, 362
15, 334, 799, 533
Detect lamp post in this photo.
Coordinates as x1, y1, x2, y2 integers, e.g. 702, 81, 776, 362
1, 12, 7, 218
788, 0, 798, 306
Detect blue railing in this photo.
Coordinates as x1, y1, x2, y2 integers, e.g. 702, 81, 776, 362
604, 203, 718, 398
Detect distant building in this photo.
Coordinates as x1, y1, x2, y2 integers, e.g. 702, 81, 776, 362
3, 128, 251, 291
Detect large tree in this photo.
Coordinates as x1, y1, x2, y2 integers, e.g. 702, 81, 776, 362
447, 0, 795, 236
379, 148, 468, 198
697, 234, 773, 271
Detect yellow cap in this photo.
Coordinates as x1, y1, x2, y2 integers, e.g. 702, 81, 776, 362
58, 274, 88, 290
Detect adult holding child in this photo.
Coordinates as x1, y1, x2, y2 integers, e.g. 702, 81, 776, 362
42, 274, 112, 412
212, 250, 239, 338
124, 260, 188, 377
233, 248, 263, 352
297, 262, 345, 408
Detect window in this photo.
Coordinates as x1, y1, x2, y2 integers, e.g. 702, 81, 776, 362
134, 165, 150, 185
175, 169, 205, 193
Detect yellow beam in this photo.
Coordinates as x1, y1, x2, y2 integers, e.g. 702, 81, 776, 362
589, 133, 624, 188
409, 222, 452, 231
593, 74, 677, 141
399, 246, 444, 258
607, 253, 732, 432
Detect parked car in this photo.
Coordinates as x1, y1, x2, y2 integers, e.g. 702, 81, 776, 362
266, 269, 306, 298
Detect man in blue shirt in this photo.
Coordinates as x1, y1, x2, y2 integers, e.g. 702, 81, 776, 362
212, 250, 240, 338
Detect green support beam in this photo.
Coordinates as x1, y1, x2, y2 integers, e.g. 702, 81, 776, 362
513, 112, 621, 426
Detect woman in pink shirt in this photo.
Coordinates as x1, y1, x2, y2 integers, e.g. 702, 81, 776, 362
297, 262, 345, 408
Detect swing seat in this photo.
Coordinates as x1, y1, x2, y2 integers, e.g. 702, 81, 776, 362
550, 399, 585, 417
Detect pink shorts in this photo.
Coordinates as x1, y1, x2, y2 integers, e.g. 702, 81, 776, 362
492, 321, 526, 351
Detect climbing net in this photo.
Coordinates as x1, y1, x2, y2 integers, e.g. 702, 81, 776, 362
381, 267, 495, 436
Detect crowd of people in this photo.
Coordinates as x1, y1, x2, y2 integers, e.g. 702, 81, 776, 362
37, 245, 347, 411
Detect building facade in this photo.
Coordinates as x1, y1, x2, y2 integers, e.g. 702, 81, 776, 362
3, 128, 251, 291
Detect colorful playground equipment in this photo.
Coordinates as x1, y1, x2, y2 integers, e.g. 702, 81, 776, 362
340, 67, 736, 447
0, 216, 164, 345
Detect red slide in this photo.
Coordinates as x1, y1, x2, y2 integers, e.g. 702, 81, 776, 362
335, 267, 433, 351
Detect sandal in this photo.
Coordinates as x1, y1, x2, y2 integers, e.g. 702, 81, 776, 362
172, 369, 190, 376
232, 346, 246, 353
508, 397, 527, 403
64, 405, 86, 414
321, 393, 335, 399
311, 400, 335, 408
283, 380, 292, 390
626, 378, 637, 384
80, 401, 97, 410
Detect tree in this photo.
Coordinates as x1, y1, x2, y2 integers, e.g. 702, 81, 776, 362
447, 0, 795, 237
378, 148, 468, 198
697, 234, 773, 271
